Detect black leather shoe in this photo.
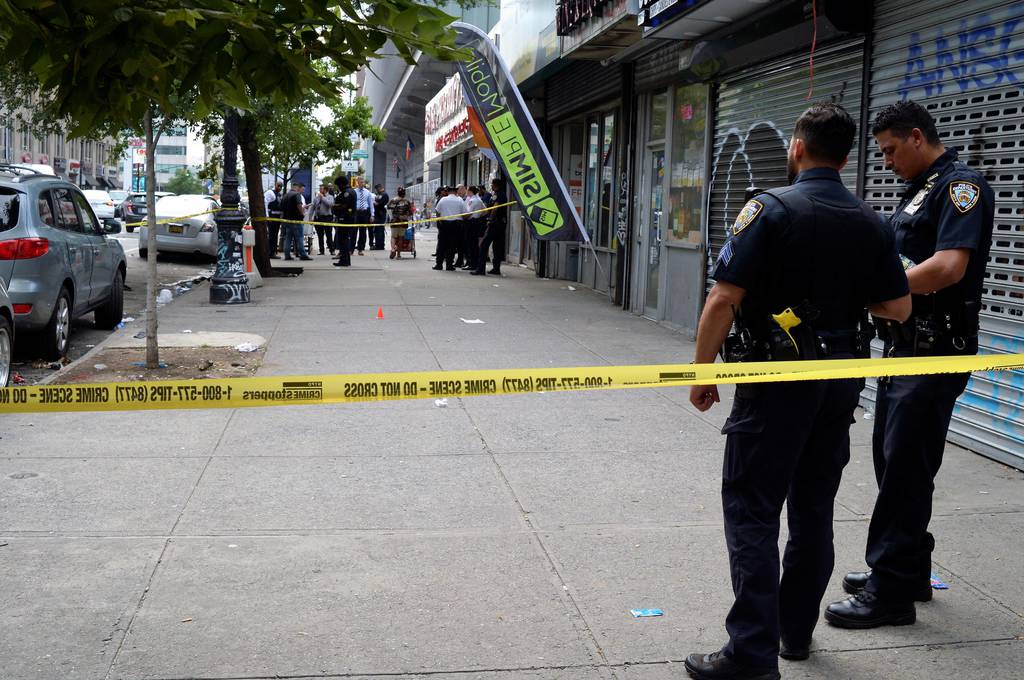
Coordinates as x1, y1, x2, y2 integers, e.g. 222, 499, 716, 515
779, 640, 809, 661
824, 591, 916, 629
684, 651, 780, 680
470, 271, 485, 276
843, 571, 932, 602
431, 265, 443, 270
489, 268, 500, 275
332, 261, 349, 267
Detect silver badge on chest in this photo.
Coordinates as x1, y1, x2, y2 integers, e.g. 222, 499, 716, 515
903, 182, 934, 216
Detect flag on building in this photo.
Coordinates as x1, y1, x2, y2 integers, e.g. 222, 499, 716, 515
405, 136, 414, 161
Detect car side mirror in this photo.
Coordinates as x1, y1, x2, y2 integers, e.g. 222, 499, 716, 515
102, 218, 122, 235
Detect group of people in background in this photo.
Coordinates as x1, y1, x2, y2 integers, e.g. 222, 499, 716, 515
261, 175, 507, 274
433, 179, 507, 276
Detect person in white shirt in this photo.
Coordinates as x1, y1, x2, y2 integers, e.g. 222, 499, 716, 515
352, 176, 374, 255
433, 186, 467, 271
263, 181, 283, 258
463, 186, 487, 270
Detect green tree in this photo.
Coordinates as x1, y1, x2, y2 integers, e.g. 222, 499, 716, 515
0, 0, 464, 367
164, 168, 205, 194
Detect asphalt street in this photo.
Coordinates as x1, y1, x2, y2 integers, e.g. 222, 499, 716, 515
2, 230, 1022, 679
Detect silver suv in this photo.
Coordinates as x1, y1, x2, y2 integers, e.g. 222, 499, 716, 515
0, 164, 126, 359
0, 275, 13, 386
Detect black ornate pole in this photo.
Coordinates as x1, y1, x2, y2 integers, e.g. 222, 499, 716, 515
210, 108, 251, 305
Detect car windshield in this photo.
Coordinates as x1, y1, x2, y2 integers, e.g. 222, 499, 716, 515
109, 190, 129, 201
83, 190, 112, 203
155, 195, 213, 217
0, 189, 19, 232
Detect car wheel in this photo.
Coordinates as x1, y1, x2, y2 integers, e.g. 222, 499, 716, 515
94, 271, 124, 330
138, 247, 147, 259
41, 286, 71, 360
0, 315, 12, 387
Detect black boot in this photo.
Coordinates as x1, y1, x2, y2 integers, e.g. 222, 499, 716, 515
778, 639, 809, 661
684, 651, 780, 680
824, 590, 916, 629
843, 570, 932, 602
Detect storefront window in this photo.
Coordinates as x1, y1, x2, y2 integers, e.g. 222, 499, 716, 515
666, 85, 708, 244
650, 91, 668, 142
585, 121, 600, 242
600, 111, 616, 249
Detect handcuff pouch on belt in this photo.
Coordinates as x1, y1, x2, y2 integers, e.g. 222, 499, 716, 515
875, 300, 979, 354
723, 302, 821, 362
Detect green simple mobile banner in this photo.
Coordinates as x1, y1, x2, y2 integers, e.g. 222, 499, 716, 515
453, 22, 589, 243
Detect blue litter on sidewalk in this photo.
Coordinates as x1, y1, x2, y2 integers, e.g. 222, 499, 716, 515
930, 573, 949, 590
630, 609, 663, 618
131, 361, 168, 369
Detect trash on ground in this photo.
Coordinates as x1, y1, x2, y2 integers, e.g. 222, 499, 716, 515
115, 321, 125, 329
630, 609, 664, 618
175, 286, 189, 296
567, 286, 577, 291
157, 289, 173, 305
131, 361, 168, 369
863, 411, 874, 420
11, 372, 26, 385
198, 359, 214, 371
182, 329, 193, 333
180, 618, 193, 623
434, 398, 448, 408
235, 342, 259, 353
930, 573, 950, 590
460, 318, 486, 324
122, 316, 135, 322
47, 361, 63, 370
93, 364, 108, 371
493, 284, 500, 287
133, 331, 146, 339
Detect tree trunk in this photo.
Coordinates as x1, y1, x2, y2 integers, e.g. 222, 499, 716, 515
239, 113, 272, 277
143, 108, 160, 369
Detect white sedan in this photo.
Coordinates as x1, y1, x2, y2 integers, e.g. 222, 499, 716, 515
138, 194, 221, 259
82, 189, 118, 220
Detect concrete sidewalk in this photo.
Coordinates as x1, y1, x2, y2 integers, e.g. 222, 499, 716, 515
2, 229, 1022, 680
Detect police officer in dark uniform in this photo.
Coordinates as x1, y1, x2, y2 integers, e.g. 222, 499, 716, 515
685, 103, 910, 680
826, 101, 995, 628
332, 175, 357, 267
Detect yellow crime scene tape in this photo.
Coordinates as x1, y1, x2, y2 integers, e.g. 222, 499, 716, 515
252, 201, 516, 229
124, 207, 230, 229
1, 354, 1022, 414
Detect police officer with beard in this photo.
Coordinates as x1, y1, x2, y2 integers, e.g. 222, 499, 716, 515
826, 101, 995, 629
684, 103, 910, 680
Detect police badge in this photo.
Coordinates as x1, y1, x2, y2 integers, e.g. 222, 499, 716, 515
949, 181, 980, 214
732, 199, 763, 235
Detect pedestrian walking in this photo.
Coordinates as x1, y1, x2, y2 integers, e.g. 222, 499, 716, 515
263, 181, 283, 259
463, 185, 486, 271
387, 187, 414, 260
352, 176, 374, 255
683, 103, 911, 680
280, 181, 312, 261
372, 183, 389, 250
433, 186, 464, 271
307, 184, 335, 256
827, 101, 995, 630
473, 179, 508, 276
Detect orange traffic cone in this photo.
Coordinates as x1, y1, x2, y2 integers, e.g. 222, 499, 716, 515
376, 306, 384, 320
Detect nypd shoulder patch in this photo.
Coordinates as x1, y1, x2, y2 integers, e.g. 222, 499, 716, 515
732, 199, 764, 235
949, 181, 980, 214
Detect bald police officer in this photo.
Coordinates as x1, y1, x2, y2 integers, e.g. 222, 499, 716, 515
685, 103, 911, 680
826, 101, 995, 628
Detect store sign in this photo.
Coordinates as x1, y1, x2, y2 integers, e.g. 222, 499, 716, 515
68, 158, 80, 174
424, 72, 471, 162
558, 0, 637, 38
128, 137, 145, 148
453, 22, 589, 242
53, 157, 66, 172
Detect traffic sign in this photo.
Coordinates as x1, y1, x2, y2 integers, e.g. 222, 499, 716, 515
351, 150, 368, 159
340, 160, 359, 172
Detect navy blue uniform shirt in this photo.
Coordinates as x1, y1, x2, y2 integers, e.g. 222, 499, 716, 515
714, 167, 908, 335
889, 149, 993, 351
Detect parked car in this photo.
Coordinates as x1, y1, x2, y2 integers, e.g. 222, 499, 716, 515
121, 191, 174, 232
82, 189, 118, 220
109, 190, 129, 218
0, 275, 13, 387
138, 194, 220, 259
0, 164, 126, 359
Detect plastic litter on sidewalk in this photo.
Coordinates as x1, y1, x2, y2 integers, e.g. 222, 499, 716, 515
93, 364, 107, 370
235, 343, 259, 352
930, 573, 950, 590
157, 289, 173, 305
460, 318, 486, 324
133, 331, 146, 339
131, 361, 167, 369
630, 609, 663, 618
434, 398, 448, 408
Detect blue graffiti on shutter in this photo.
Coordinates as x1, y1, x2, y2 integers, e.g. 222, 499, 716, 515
900, 4, 1024, 100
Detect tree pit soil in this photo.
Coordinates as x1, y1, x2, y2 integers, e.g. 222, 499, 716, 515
50, 346, 267, 385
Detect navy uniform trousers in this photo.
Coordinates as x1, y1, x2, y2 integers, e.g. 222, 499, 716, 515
866, 365, 969, 599
721, 371, 861, 669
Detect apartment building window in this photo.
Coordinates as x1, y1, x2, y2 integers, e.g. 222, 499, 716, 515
20, 124, 30, 151
38, 133, 48, 157
155, 145, 187, 156
55, 132, 64, 157
2, 118, 11, 162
